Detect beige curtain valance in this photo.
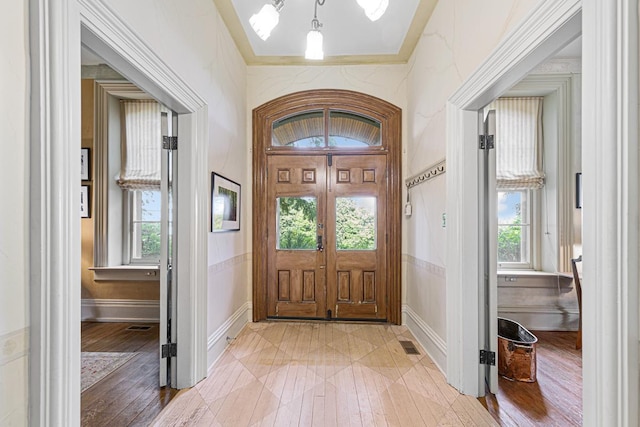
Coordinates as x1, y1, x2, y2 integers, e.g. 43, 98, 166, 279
491, 97, 545, 190
118, 100, 161, 190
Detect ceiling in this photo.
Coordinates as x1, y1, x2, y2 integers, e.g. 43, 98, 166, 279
82, 2, 580, 68
213, 0, 438, 65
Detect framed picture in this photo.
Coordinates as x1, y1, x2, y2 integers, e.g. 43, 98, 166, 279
81, 148, 91, 181
81, 185, 90, 218
211, 173, 240, 232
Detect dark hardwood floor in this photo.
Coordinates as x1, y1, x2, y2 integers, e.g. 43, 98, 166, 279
81, 322, 178, 426
480, 330, 583, 426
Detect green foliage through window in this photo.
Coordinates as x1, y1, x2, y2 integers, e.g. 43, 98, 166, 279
277, 197, 317, 250
336, 197, 376, 250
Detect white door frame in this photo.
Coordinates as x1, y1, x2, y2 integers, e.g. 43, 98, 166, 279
446, 0, 639, 425
29, 0, 209, 424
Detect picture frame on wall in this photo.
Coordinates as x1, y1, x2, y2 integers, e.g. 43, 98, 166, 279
81, 185, 90, 218
211, 172, 240, 232
81, 147, 91, 181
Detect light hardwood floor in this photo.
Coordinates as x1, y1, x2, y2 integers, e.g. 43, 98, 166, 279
152, 322, 497, 426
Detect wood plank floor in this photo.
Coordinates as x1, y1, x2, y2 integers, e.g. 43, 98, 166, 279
152, 322, 498, 426
81, 322, 179, 427
479, 331, 583, 426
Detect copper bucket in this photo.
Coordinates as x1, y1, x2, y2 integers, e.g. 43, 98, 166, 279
497, 317, 538, 382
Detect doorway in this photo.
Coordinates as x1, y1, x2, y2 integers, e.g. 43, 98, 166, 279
252, 90, 402, 324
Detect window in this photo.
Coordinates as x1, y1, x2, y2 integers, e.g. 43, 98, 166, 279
276, 197, 317, 250
498, 190, 532, 267
336, 197, 377, 250
125, 189, 161, 264
271, 110, 381, 148
119, 100, 163, 265
492, 97, 544, 270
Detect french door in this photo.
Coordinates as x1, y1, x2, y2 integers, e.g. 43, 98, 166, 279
266, 153, 387, 320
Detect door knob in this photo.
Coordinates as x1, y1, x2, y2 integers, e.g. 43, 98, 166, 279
317, 235, 324, 252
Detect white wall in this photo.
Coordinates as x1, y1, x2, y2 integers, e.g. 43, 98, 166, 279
105, 0, 250, 369
0, 0, 29, 424
404, 0, 539, 370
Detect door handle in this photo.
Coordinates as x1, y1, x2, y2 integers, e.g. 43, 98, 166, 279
317, 235, 324, 252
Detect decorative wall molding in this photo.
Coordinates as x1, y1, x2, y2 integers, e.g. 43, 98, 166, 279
0, 328, 29, 366
207, 302, 251, 374
403, 305, 447, 373
403, 254, 446, 278
405, 158, 446, 190
81, 299, 160, 322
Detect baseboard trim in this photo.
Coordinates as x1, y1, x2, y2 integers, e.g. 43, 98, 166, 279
403, 305, 447, 373
206, 301, 251, 374
81, 299, 159, 322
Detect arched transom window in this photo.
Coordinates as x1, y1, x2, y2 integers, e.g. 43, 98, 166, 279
271, 110, 382, 148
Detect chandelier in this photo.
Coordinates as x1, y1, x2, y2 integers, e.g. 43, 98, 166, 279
249, 0, 390, 60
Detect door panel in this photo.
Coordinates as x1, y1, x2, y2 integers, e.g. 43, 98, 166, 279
267, 156, 327, 318
327, 155, 387, 320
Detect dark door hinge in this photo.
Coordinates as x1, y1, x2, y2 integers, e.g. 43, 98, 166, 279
163, 136, 178, 150
162, 343, 177, 358
479, 349, 496, 366
479, 134, 495, 150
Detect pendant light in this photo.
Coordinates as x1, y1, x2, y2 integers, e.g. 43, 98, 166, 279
356, 0, 388, 21
250, 0, 285, 41
305, 0, 325, 60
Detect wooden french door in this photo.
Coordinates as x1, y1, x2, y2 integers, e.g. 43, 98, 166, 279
266, 153, 387, 320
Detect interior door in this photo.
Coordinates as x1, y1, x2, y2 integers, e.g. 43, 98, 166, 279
160, 110, 178, 387
479, 108, 498, 393
267, 155, 327, 318
327, 154, 387, 320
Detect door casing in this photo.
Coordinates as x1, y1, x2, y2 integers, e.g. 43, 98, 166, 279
252, 89, 402, 324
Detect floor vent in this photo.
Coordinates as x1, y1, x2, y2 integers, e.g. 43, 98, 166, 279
399, 340, 420, 355
126, 325, 152, 331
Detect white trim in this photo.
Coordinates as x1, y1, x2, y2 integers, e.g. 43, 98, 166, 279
30, 0, 209, 424
582, 1, 639, 425
81, 299, 160, 322
29, 0, 83, 425
207, 302, 252, 374
403, 305, 446, 373
446, 0, 581, 397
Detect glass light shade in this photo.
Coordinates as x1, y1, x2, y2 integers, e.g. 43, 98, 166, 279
356, 0, 389, 21
249, 4, 280, 40
305, 30, 324, 60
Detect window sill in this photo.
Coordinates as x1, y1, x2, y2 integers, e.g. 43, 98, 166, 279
498, 270, 573, 288
90, 266, 160, 282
